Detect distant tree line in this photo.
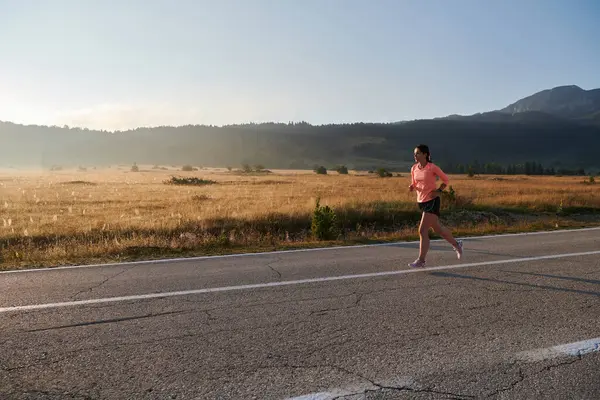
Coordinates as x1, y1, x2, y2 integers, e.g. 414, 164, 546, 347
439, 161, 586, 176
2, 118, 599, 172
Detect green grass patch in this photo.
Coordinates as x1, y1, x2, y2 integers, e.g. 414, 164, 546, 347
164, 176, 217, 186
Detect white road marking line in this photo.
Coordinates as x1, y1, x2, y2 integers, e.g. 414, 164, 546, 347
1, 249, 599, 314
515, 337, 600, 362
287, 390, 363, 400
286, 377, 416, 399
1, 226, 599, 274
287, 393, 333, 400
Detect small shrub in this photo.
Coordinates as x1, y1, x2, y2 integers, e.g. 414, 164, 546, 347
131, 163, 139, 172
440, 186, 473, 210
376, 168, 393, 177
442, 185, 456, 202
314, 165, 327, 175
440, 185, 457, 208
311, 198, 339, 240
192, 194, 211, 201
165, 176, 217, 186
242, 163, 252, 173
335, 165, 349, 175
584, 176, 596, 185
253, 164, 265, 172
556, 199, 564, 216
65, 180, 97, 186
217, 231, 230, 246
181, 165, 194, 172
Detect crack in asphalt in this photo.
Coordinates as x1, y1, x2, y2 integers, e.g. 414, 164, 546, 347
178, 291, 360, 315
366, 316, 504, 350
354, 293, 364, 307
301, 338, 353, 361
265, 257, 283, 279
467, 301, 503, 311
482, 286, 538, 293
203, 309, 218, 323
3, 329, 212, 374
297, 328, 352, 360
6, 389, 94, 400
338, 385, 476, 400
2, 309, 220, 373
300, 364, 475, 400
295, 353, 589, 400
3, 338, 592, 398
307, 291, 365, 317
484, 365, 525, 398
239, 362, 475, 399
4, 352, 82, 373
531, 354, 583, 377
485, 355, 584, 398
70, 267, 131, 300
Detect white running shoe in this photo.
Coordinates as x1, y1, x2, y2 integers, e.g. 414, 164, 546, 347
408, 259, 426, 268
454, 240, 463, 260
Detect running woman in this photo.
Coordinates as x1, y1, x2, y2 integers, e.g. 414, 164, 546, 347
408, 144, 463, 268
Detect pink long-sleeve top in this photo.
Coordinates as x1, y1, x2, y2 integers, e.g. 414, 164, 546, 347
411, 162, 449, 203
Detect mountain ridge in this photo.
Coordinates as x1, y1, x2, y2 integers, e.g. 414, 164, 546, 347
498, 85, 600, 119
1, 85, 599, 173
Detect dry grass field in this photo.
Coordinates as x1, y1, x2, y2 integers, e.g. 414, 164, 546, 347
0, 165, 598, 270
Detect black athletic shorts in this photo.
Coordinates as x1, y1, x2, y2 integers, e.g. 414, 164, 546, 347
418, 196, 441, 216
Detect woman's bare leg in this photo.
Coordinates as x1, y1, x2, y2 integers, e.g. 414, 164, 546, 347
431, 216, 459, 247
418, 212, 437, 260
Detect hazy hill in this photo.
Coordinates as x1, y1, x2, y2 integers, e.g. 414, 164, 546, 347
499, 85, 600, 120
1, 85, 599, 173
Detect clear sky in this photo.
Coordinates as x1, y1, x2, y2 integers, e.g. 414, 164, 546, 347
1, 0, 599, 131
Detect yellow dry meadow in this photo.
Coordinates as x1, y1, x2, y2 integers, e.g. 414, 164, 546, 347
0, 165, 598, 269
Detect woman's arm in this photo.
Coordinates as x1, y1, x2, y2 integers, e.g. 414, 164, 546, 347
432, 164, 449, 191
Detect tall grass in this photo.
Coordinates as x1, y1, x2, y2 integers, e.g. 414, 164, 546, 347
0, 167, 598, 268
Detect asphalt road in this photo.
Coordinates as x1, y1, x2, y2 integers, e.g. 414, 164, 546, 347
1, 227, 600, 399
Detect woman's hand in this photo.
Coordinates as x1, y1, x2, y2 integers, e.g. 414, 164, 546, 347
409, 184, 415, 192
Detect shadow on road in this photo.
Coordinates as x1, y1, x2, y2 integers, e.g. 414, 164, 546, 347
390, 242, 523, 258
462, 249, 524, 258
25, 310, 189, 333
503, 271, 600, 286
430, 271, 600, 297
388, 243, 454, 252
